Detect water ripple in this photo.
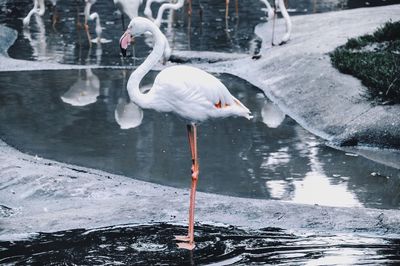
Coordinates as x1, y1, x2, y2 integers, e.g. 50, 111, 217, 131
1, 223, 399, 265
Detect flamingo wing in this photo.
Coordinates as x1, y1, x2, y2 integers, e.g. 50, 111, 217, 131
150, 65, 251, 121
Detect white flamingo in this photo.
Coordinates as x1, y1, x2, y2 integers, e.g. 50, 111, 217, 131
88, 12, 111, 44
119, 17, 252, 250
84, 0, 97, 45
88, 12, 102, 43
153, 0, 184, 27
113, 0, 143, 29
23, 0, 45, 26
260, 0, 292, 45
143, 0, 168, 20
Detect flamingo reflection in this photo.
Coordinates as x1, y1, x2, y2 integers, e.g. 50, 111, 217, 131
61, 69, 100, 106
114, 70, 144, 129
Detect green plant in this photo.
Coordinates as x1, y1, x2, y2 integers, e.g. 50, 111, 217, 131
331, 21, 400, 104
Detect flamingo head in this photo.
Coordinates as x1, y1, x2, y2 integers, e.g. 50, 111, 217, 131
119, 32, 132, 57
120, 17, 151, 57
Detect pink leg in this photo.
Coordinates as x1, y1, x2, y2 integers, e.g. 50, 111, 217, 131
175, 124, 198, 250
235, 0, 238, 17
225, 0, 229, 19
187, 0, 192, 16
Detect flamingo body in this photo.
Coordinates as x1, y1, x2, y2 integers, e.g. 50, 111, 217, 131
148, 65, 251, 122
114, 0, 143, 19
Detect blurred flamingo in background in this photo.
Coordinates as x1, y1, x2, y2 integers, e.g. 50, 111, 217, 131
113, 0, 143, 29
260, 0, 292, 45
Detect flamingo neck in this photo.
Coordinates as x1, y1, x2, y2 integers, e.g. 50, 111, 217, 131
155, 0, 184, 26
89, 12, 102, 37
84, 3, 92, 23
127, 21, 164, 108
144, 0, 167, 20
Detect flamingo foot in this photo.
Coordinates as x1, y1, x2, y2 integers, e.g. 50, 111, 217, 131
279, 40, 288, 46
177, 242, 195, 250
174, 235, 190, 242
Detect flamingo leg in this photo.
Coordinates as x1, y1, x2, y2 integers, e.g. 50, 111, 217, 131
235, 0, 238, 17
175, 124, 198, 250
225, 0, 229, 19
271, 7, 276, 46
85, 21, 92, 47
187, 0, 192, 16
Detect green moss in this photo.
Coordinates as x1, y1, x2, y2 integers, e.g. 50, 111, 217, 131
331, 21, 400, 104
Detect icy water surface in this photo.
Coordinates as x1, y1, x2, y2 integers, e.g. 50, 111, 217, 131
1, 0, 398, 65
1, 223, 400, 265
0, 69, 399, 210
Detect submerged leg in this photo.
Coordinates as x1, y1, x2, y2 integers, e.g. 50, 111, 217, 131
225, 0, 229, 19
175, 124, 198, 250
235, 0, 238, 17
187, 0, 192, 16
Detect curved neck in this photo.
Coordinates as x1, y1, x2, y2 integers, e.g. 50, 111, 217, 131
127, 21, 164, 108
84, 3, 92, 23
37, 0, 45, 16
145, 0, 168, 20
155, 0, 184, 26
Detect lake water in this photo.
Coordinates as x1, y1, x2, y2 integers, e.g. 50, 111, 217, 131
0, 69, 399, 210
1, 223, 400, 265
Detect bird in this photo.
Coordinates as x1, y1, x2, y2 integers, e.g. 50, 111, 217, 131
119, 17, 252, 250
143, 0, 169, 20
260, 0, 292, 45
88, 12, 103, 43
153, 0, 184, 27
113, 0, 143, 29
84, 0, 97, 46
23, 0, 45, 26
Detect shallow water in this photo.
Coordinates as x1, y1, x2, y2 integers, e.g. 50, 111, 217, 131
0, 69, 399, 210
1, 0, 397, 66
1, 223, 400, 265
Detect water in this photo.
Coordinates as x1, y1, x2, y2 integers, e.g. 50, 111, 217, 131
1, 0, 397, 66
0, 69, 399, 210
1, 223, 400, 265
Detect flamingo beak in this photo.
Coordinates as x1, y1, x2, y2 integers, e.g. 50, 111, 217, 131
119, 31, 134, 57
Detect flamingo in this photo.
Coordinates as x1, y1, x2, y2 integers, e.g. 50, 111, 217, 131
260, 0, 292, 45
113, 0, 143, 29
143, 0, 169, 20
23, 0, 45, 26
88, 12, 102, 43
119, 17, 252, 250
153, 0, 184, 27
84, 0, 97, 46
23, 0, 59, 27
